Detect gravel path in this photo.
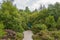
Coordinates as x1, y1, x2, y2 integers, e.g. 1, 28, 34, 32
23, 30, 33, 40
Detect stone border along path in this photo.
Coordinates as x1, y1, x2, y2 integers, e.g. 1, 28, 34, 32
23, 30, 33, 40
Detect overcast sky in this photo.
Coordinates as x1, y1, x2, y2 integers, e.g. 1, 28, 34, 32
0, 0, 60, 11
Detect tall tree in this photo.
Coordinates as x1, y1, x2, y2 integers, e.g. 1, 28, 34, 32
48, 2, 60, 21
45, 15, 57, 30
25, 7, 31, 14
0, 1, 24, 32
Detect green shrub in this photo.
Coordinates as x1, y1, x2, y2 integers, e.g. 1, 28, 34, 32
0, 22, 6, 38
31, 24, 47, 34
51, 31, 60, 40
0, 30, 6, 38
16, 32, 23, 40
32, 30, 54, 40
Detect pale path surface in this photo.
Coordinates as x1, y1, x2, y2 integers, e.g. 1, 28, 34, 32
23, 30, 33, 40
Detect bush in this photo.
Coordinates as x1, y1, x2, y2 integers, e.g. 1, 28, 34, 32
16, 32, 23, 40
0, 22, 6, 38
51, 31, 60, 40
0, 30, 6, 38
32, 30, 54, 40
31, 24, 47, 34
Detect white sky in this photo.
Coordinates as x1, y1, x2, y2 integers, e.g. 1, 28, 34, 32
14, 0, 60, 11
0, 0, 60, 11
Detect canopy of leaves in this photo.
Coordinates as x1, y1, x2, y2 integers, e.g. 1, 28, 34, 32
0, 1, 60, 40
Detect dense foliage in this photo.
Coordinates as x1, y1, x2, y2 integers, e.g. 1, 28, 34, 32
0, 0, 60, 40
